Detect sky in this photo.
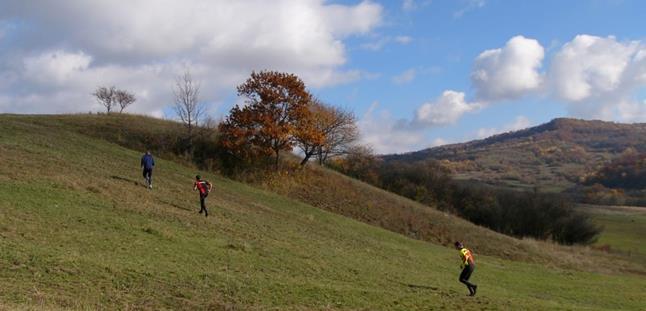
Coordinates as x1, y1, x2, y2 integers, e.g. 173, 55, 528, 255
1, 0, 645, 154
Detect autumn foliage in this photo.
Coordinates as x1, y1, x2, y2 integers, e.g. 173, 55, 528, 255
218, 71, 313, 168
218, 71, 360, 169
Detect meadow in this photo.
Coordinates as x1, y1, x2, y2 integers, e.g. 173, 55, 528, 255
1, 115, 645, 310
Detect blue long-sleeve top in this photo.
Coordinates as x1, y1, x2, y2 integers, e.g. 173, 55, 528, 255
141, 154, 155, 169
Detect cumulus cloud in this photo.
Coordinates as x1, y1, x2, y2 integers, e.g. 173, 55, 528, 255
358, 102, 428, 154
0, 0, 383, 114
413, 90, 482, 127
471, 35, 544, 102
476, 115, 531, 139
549, 35, 646, 120
392, 68, 416, 84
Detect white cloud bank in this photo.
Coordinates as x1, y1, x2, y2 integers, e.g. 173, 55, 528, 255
413, 90, 482, 127
358, 102, 427, 154
392, 68, 416, 84
370, 34, 646, 154
0, 0, 383, 115
549, 35, 646, 121
471, 35, 544, 102
470, 34, 646, 122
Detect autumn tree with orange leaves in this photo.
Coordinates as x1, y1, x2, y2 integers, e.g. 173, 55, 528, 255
219, 71, 314, 169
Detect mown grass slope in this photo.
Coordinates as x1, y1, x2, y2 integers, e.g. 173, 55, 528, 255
586, 205, 646, 260
1, 115, 645, 310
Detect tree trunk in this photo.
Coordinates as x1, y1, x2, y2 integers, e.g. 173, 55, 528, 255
300, 152, 313, 166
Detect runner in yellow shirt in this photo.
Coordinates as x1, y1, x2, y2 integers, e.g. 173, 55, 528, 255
454, 241, 477, 296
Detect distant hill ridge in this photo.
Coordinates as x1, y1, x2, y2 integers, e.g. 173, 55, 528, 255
384, 118, 646, 192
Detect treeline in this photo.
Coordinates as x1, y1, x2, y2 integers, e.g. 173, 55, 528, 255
570, 149, 646, 206
331, 154, 601, 245
584, 149, 646, 190
88, 70, 361, 174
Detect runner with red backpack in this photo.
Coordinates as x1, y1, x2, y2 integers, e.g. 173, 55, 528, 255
193, 175, 212, 217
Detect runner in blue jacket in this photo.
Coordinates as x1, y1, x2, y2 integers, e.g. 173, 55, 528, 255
140, 151, 155, 189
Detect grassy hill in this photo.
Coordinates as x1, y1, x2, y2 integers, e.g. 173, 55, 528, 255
585, 205, 646, 261
1, 114, 645, 309
384, 118, 646, 193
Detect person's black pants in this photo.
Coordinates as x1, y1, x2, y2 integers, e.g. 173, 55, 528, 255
199, 193, 208, 217
142, 168, 153, 185
459, 264, 476, 292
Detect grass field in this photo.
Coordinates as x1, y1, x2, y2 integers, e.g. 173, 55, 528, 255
586, 205, 646, 260
1, 115, 645, 310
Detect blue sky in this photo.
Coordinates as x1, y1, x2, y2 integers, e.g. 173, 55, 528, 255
1, 0, 645, 153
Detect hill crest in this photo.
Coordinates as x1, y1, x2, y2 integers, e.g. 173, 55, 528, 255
384, 118, 646, 191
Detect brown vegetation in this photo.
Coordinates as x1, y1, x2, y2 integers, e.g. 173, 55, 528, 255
384, 118, 646, 194
219, 71, 312, 169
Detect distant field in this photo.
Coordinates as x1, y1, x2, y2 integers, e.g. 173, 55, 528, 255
585, 205, 646, 260
2, 115, 645, 310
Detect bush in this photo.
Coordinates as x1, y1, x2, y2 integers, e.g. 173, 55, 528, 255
332, 157, 602, 245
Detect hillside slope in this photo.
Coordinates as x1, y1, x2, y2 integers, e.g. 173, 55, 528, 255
6, 114, 633, 268
385, 118, 646, 192
1, 115, 645, 309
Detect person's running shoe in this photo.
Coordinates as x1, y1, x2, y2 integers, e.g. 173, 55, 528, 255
470, 285, 477, 296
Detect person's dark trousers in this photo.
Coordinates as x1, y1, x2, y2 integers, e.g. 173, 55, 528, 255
199, 193, 209, 217
142, 168, 153, 186
459, 264, 477, 295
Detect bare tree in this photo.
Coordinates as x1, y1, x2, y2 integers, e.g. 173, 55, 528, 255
316, 104, 359, 165
173, 70, 205, 138
93, 86, 116, 113
115, 89, 136, 113
295, 99, 359, 166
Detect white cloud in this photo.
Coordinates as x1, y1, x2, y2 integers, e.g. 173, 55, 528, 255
402, 0, 432, 12
392, 68, 416, 84
471, 35, 544, 102
361, 35, 413, 51
23, 50, 92, 85
431, 137, 447, 147
454, 0, 486, 18
476, 115, 531, 139
413, 90, 482, 127
402, 0, 416, 11
394, 36, 413, 45
0, 0, 383, 114
359, 102, 428, 154
548, 35, 646, 121
617, 100, 646, 122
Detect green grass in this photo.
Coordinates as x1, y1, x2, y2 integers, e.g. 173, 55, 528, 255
1, 115, 645, 310
586, 205, 646, 260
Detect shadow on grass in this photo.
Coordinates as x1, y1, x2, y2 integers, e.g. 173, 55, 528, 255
157, 198, 192, 211
111, 175, 140, 186
390, 279, 439, 291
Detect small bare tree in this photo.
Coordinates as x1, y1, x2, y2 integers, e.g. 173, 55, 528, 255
115, 89, 136, 113
316, 106, 359, 165
295, 99, 359, 166
93, 86, 116, 113
173, 70, 205, 138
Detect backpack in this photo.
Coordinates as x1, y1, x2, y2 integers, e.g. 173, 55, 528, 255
197, 180, 211, 195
